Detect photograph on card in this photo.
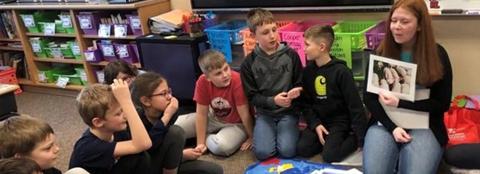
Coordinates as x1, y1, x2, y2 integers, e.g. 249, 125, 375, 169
366, 54, 417, 101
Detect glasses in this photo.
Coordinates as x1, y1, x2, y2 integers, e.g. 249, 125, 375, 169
150, 88, 172, 98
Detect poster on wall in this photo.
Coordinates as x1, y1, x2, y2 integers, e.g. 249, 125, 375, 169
366, 54, 417, 102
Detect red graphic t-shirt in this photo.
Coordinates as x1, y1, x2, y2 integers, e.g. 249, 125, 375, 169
193, 71, 247, 123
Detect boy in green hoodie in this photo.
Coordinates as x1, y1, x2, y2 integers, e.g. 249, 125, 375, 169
296, 25, 367, 163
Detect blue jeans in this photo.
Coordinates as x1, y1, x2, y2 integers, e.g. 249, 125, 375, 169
363, 125, 443, 174
253, 114, 299, 160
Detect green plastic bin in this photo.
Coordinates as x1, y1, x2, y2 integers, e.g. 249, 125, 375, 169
331, 21, 377, 68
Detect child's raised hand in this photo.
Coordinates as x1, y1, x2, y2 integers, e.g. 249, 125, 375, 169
287, 87, 303, 99
111, 79, 131, 103
164, 97, 179, 116
274, 92, 291, 108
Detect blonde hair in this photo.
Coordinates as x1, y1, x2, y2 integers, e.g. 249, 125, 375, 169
198, 50, 227, 74
0, 115, 54, 158
76, 84, 117, 127
378, 0, 443, 86
247, 8, 275, 33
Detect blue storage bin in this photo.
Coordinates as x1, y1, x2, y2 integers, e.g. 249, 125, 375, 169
204, 20, 247, 62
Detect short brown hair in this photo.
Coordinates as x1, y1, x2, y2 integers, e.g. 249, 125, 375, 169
76, 84, 116, 127
0, 115, 54, 158
304, 25, 335, 50
198, 50, 227, 74
247, 8, 275, 33
0, 158, 42, 174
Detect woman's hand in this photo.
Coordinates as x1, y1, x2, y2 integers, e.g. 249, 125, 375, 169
393, 127, 412, 143
379, 89, 400, 107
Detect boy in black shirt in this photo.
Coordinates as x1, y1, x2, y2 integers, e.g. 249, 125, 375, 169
69, 80, 152, 174
296, 25, 367, 162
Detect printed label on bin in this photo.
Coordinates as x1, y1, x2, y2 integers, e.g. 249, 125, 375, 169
114, 25, 127, 37
38, 72, 46, 82
43, 23, 56, 36
31, 42, 41, 53
22, 15, 35, 27
60, 15, 72, 28
85, 52, 95, 61
101, 45, 115, 56
79, 17, 92, 29
50, 48, 63, 58
116, 45, 129, 58
97, 71, 105, 83
80, 71, 87, 81
98, 24, 111, 37
130, 18, 141, 29
56, 76, 69, 88
72, 44, 81, 55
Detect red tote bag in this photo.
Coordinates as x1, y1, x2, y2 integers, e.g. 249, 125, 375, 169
444, 95, 480, 147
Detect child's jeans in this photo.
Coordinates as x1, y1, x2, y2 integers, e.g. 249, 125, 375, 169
174, 113, 247, 156
253, 114, 299, 160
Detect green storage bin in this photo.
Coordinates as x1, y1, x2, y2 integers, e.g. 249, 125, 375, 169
21, 11, 58, 33
60, 44, 74, 58
29, 37, 48, 58
68, 41, 82, 60
59, 14, 74, 34
75, 68, 88, 85
331, 21, 377, 68
53, 74, 83, 85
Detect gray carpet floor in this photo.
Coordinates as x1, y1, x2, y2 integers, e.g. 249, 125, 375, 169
15, 89, 323, 174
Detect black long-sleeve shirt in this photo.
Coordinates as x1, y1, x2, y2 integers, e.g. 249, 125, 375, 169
363, 44, 452, 146
302, 57, 367, 146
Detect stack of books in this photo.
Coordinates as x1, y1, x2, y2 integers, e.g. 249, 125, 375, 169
149, 9, 191, 34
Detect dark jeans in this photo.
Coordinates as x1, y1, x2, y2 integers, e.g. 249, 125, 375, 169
296, 123, 357, 163
150, 125, 186, 174
179, 160, 223, 174
112, 152, 152, 174
445, 143, 480, 169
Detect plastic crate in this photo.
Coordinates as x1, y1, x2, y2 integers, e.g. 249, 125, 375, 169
0, 68, 22, 94
331, 21, 377, 68
240, 21, 291, 57
278, 20, 336, 67
204, 20, 247, 62
365, 21, 386, 50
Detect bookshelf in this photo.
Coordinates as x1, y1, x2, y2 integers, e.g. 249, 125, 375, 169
0, 0, 170, 90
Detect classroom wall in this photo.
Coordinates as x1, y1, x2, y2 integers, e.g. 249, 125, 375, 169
171, 0, 480, 95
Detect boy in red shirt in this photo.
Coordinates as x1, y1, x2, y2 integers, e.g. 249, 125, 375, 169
175, 50, 254, 156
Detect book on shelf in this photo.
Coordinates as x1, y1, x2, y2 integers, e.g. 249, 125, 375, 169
0, 52, 27, 80
0, 11, 17, 39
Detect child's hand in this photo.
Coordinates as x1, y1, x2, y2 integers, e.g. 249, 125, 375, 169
274, 92, 291, 108
183, 148, 202, 160
287, 87, 303, 99
240, 138, 253, 151
164, 97, 179, 116
111, 79, 131, 103
315, 124, 329, 145
392, 127, 412, 143
379, 89, 399, 107
194, 144, 207, 154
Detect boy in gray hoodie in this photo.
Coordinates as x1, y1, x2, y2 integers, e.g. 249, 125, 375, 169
240, 8, 303, 160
